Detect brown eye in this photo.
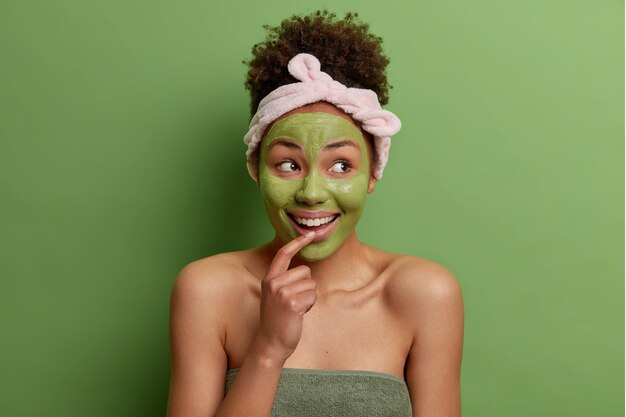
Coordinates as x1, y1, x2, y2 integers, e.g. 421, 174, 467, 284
277, 161, 299, 172
330, 161, 351, 173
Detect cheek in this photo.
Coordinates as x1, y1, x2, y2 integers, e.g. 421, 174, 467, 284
260, 175, 301, 208
328, 173, 369, 212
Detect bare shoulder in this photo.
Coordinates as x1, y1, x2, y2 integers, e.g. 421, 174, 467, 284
387, 256, 464, 416
172, 250, 258, 294
170, 251, 258, 328
384, 255, 463, 317
167, 251, 257, 417
168, 251, 258, 367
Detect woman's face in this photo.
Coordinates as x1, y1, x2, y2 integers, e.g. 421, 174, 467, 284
258, 108, 374, 261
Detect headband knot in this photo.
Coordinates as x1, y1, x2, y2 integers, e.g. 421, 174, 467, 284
288, 53, 333, 82
244, 53, 401, 182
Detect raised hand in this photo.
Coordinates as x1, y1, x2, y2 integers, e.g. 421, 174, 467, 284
254, 232, 318, 363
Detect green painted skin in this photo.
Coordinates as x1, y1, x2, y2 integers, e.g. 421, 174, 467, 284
259, 112, 371, 261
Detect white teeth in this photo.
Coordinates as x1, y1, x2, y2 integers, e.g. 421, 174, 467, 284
294, 215, 337, 227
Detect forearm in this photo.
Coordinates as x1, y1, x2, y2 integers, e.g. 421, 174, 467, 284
213, 340, 286, 417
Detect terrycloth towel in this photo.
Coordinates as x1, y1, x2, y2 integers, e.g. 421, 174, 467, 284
244, 53, 402, 183
224, 367, 412, 417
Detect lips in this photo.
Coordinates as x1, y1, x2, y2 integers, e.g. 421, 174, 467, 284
286, 210, 341, 243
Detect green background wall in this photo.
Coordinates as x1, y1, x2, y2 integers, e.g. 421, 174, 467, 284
1, 1, 622, 416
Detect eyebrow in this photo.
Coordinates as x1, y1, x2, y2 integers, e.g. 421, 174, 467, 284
268, 139, 358, 151
322, 140, 358, 151
269, 139, 303, 151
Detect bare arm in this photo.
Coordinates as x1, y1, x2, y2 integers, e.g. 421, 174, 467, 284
214, 342, 285, 417
166, 233, 317, 417
396, 260, 465, 417
166, 261, 285, 417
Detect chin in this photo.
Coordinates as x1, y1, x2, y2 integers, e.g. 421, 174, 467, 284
296, 244, 338, 262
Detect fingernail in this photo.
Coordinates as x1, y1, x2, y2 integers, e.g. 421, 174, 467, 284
305, 231, 315, 238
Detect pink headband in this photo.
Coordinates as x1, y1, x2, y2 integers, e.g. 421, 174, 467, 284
243, 52, 401, 182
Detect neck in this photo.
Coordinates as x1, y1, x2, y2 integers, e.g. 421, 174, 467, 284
265, 232, 372, 296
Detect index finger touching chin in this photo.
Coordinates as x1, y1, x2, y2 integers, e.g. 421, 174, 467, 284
267, 231, 315, 277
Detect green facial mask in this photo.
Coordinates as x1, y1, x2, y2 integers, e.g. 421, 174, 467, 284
258, 112, 371, 261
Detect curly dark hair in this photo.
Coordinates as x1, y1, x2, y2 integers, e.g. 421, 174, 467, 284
243, 9, 392, 118
243, 10, 392, 178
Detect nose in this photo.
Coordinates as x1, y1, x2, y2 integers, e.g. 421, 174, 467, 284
295, 170, 331, 205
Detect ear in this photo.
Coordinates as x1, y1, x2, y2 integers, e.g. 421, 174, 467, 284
252, 161, 261, 188
367, 175, 377, 193
255, 169, 261, 188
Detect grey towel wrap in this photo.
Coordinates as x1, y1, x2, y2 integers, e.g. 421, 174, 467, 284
224, 367, 412, 417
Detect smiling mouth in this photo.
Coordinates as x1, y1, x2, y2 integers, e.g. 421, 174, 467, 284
285, 212, 341, 243
287, 213, 340, 229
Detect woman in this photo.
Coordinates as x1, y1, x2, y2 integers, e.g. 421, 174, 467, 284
166, 10, 464, 417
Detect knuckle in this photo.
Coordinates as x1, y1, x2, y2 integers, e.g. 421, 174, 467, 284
287, 299, 299, 312
277, 287, 292, 299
